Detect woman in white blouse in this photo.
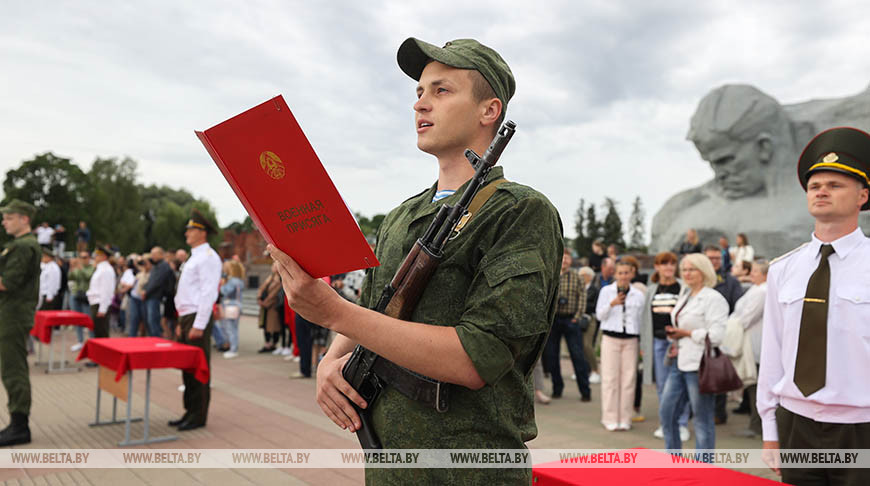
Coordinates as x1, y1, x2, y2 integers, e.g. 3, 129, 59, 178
596, 260, 645, 431
733, 232, 755, 267
658, 253, 729, 458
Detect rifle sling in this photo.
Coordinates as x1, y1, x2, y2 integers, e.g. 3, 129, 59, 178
453, 178, 507, 234
369, 178, 508, 413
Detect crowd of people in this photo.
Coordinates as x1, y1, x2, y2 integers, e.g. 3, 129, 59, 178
538, 230, 771, 461
34, 221, 364, 382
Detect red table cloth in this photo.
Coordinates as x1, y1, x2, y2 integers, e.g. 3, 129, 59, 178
30, 310, 94, 344
533, 448, 780, 485
77, 337, 209, 384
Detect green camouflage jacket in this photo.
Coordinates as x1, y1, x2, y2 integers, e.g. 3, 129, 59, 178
0, 233, 41, 335
359, 166, 563, 484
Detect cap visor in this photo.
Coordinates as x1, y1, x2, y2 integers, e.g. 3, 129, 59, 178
397, 38, 475, 81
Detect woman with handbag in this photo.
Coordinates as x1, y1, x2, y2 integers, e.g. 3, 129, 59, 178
659, 253, 729, 458
219, 260, 245, 359
257, 262, 283, 353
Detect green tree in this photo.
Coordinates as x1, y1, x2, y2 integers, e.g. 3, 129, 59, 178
1, 152, 89, 245
86, 157, 146, 253
226, 216, 255, 234
356, 213, 385, 238
601, 197, 625, 250
573, 198, 589, 258
627, 196, 648, 253
585, 203, 602, 245
149, 198, 220, 251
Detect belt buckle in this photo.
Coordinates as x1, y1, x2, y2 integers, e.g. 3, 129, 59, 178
435, 382, 448, 413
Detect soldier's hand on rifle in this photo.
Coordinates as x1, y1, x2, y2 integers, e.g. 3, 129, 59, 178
316, 351, 366, 432
267, 244, 347, 328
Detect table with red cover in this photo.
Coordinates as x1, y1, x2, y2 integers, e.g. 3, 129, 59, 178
31, 310, 94, 343
533, 448, 780, 485
77, 337, 209, 446
31, 310, 94, 373
78, 337, 209, 383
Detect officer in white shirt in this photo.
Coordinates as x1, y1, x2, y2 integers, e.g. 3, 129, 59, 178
38, 249, 62, 310
170, 209, 221, 431
758, 127, 870, 485
86, 245, 117, 338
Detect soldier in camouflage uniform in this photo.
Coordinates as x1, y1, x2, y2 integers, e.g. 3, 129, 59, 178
269, 38, 562, 483
0, 200, 41, 446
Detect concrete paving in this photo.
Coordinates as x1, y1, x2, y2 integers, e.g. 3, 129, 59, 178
0, 317, 779, 484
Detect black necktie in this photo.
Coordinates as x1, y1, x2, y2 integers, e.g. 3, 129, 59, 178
794, 244, 835, 396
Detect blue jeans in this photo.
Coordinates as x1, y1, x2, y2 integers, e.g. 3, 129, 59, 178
70, 294, 94, 343
659, 368, 715, 459
144, 298, 163, 337
219, 317, 240, 352
653, 338, 689, 427
543, 316, 590, 398
126, 296, 146, 337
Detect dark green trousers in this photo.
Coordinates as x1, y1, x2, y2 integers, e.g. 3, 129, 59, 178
177, 313, 211, 424
777, 406, 870, 486
0, 330, 31, 415
89, 304, 109, 338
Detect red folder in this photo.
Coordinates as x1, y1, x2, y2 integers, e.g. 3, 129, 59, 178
196, 95, 378, 278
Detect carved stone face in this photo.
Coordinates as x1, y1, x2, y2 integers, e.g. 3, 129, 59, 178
696, 134, 768, 199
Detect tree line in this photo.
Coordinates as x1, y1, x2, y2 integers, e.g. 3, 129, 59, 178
1, 152, 221, 253
572, 196, 647, 258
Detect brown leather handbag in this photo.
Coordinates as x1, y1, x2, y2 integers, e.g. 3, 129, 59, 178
699, 335, 744, 394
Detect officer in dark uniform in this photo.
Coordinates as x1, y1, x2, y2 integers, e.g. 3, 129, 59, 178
0, 199, 42, 446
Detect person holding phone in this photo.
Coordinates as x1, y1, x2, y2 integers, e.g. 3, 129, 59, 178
595, 260, 644, 431
659, 253, 728, 459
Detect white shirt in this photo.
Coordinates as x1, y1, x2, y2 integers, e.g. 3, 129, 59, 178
669, 286, 729, 372
120, 268, 136, 287
174, 243, 222, 330
595, 283, 644, 335
86, 261, 117, 314
731, 282, 767, 362
758, 227, 870, 441
734, 245, 755, 266
39, 260, 61, 300
35, 226, 54, 245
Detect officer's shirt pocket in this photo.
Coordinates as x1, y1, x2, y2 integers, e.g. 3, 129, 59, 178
834, 286, 870, 338
777, 288, 805, 343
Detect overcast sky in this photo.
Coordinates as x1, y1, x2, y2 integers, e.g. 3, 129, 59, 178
2, 0, 869, 240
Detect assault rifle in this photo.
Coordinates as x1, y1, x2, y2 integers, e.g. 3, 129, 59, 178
342, 120, 517, 449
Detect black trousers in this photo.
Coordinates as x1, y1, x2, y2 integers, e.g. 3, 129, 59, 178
89, 304, 109, 338
777, 406, 870, 486
177, 313, 212, 424
295, 314, 313, 377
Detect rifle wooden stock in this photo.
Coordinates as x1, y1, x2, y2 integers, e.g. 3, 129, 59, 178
383, 240, 441, 320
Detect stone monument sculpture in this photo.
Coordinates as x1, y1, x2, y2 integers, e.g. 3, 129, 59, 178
651, 83, 870, 258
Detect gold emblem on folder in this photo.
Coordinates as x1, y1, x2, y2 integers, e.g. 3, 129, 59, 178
259, 151, 286, 180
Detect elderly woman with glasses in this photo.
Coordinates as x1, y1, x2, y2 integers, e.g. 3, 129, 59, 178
658, 253, 729, 459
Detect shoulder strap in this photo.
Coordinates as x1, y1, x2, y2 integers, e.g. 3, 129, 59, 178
770, 242, 809, 266
453, 178, 507, 234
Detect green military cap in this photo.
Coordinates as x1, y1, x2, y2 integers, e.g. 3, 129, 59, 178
185, 208, 216, 234
397, 37, 515, 111
41, 247, 55, 258
94, 244, 113, 257
0, 199, 36, 219
798, 126, 870, 210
